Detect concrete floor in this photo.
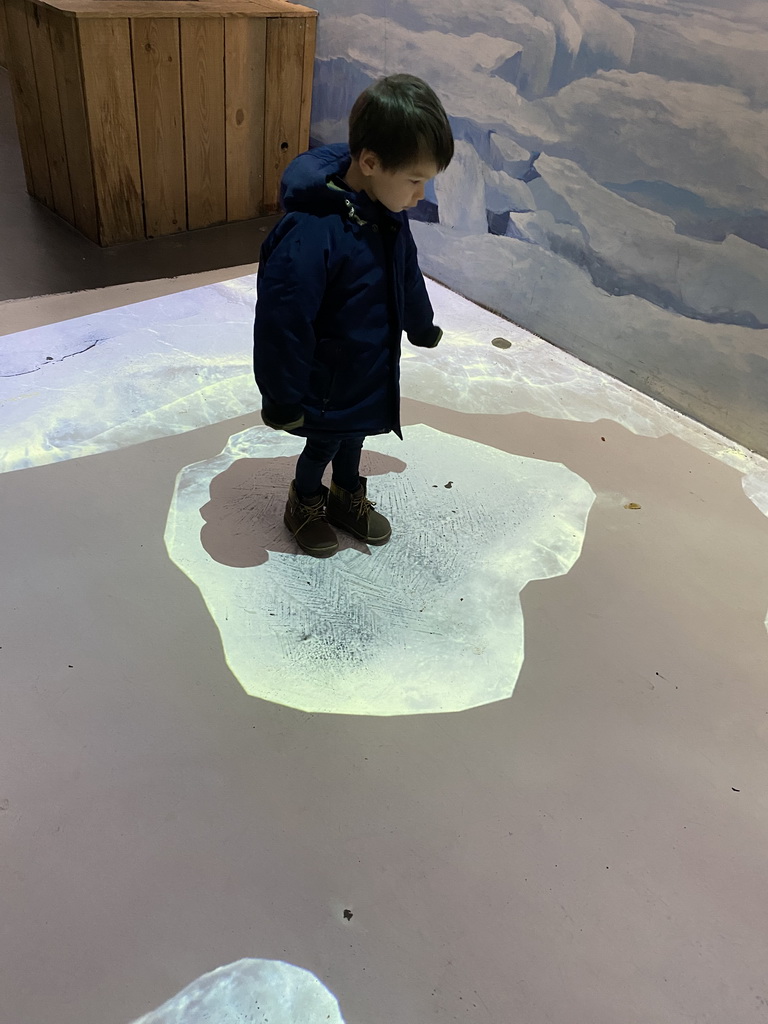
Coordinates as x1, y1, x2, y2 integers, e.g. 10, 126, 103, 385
2, 266, 768, 1024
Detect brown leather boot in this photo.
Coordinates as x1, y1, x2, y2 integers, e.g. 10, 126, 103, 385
326, 476, 391, 545
284, 482, 339, 558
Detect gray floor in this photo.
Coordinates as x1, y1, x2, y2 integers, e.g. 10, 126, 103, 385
0, 68, 277, 303
3, 274, 768, 1024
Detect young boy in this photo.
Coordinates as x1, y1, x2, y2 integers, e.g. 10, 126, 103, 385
253, 74, 454, 558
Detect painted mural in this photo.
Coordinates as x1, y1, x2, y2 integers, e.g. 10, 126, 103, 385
308, 0, 768, 455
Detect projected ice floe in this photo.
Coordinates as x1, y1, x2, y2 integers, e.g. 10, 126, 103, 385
164, 424, 595, 716
0, 279, 257, 474
2, 275, 767, 550
2, 275, 766, 504
127, 959, 345, 1024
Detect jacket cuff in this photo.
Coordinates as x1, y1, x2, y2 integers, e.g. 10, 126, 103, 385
409, 325, 443, 349
261, 403, 305, 431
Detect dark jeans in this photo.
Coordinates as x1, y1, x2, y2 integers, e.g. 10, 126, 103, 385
295, 434, 365, 498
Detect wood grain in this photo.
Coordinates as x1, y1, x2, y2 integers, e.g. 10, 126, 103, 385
27, 2, 74, 221
132, 17, 186, 236
181, 17, 226, 229
298, 13, 316, 151
263, 16, 304, 212
48, 6, 98, 240
78, 17, 144, 244
225, 16, 266, 221
4, 0, 51, 202
0, 0, 10, 69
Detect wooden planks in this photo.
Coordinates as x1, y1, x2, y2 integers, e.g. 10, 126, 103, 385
78, 18, 144, 244
225, 16, 266, 222
181, 17, 226, 230
263, 16, 305, 212
4, 0, 51, 202
0, 0, 10, 70
4, 1, 316, 243
27, 3, 74, 222
2, 0, 31, 191
48, 8, 98, 240
298, 13, 316, 151
132, 18, 186, 236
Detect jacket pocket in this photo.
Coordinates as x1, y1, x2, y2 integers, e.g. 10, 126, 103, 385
321, 356, 340, 416
310, 344, 341, 416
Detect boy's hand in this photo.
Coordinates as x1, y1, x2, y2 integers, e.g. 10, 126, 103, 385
409, 325, 443, 349
261, 403, 305, 431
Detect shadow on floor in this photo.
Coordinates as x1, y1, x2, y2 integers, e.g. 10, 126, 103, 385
0, 69, 278, 302
200, 453, 409, 566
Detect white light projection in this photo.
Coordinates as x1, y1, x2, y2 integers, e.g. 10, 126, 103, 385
164, 424, 595, 716
2, 275, 766, 521
0, 279, 258, 474
4, 275, 768, 627
127, 959, 345, 1024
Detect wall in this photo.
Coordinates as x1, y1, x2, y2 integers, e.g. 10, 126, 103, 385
309, 0, 768, 455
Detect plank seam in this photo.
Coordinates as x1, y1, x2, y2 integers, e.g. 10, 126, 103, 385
72, 16, 98, 239
43, 9, 76, 218
128, 15, 148, 239
23, 0, 53, 203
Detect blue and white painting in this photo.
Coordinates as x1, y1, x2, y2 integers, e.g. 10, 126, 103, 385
308, 0, 768, 454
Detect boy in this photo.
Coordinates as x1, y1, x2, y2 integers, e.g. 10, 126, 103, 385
253, 74, 454, 558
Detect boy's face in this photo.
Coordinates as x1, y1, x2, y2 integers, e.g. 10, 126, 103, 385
356, 150, 439, 214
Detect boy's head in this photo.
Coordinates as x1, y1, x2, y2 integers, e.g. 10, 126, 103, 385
347, 75, 454, 214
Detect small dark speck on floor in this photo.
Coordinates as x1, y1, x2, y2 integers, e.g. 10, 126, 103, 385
445, 481, 453, 489
492, 337, 512, 349
732, 788, 740, 792
343, 909, 353, 921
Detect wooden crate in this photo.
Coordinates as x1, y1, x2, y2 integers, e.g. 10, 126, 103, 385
3, 0, 317, 245
0, 2, 9, 69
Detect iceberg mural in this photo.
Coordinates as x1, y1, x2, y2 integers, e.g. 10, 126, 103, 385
309, 0, 768, 455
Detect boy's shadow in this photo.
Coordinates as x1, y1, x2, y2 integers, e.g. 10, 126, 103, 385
200, 452, 407, 567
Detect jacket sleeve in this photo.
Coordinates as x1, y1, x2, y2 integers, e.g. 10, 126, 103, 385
402, 223, 443, 349
253, 216, 330, 429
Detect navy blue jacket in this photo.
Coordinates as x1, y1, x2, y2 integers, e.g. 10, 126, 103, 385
253, 144, 441, 439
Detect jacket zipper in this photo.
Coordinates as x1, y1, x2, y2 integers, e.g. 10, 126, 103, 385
320, 347, 341, 417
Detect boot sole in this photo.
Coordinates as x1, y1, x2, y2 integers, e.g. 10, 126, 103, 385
284, 514, 339, 558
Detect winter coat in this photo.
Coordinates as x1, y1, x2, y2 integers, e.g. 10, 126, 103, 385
253, 143, 442, 440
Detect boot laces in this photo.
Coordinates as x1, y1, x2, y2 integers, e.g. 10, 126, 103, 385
299, 499, 328, 523
350, 492, 375, 517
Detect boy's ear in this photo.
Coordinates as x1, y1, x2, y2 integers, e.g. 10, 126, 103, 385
358, 149, 381, 177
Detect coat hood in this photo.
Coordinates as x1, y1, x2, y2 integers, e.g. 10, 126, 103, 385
280, 143, 388, 222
